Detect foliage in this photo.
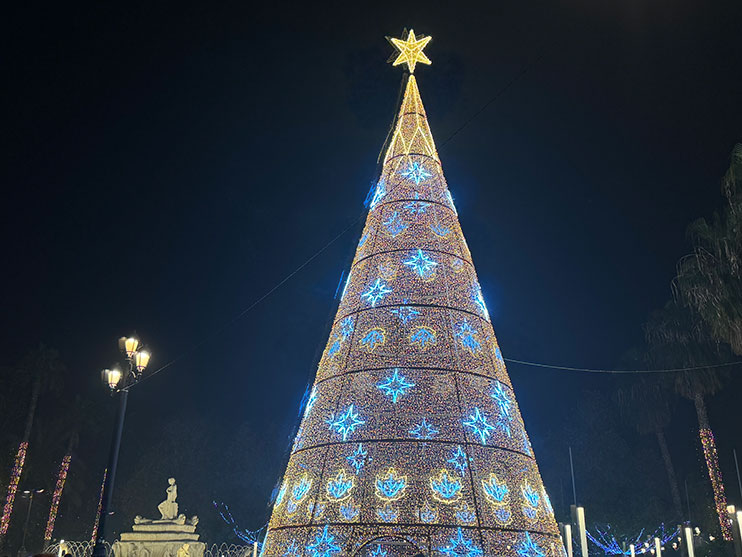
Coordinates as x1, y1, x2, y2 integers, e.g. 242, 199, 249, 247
674, 144, 742, 355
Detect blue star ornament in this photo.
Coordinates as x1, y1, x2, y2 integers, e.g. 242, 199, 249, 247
377, 368, 415, 403
410, 418, 439, 439
438, 528, 483, 557
327, 404, 365, 441
361, 279, 392, 307
463, 407, 496, 444
403, 249, 438, 279
400, 161, 432, 185
306, 525, 341, 557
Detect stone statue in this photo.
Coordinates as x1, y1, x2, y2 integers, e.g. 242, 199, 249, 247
157, 478, 178, 520
113, 477, 204, 557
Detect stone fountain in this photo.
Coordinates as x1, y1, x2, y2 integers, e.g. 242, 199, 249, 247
112, 478, 205, 557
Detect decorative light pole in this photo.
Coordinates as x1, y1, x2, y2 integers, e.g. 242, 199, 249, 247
92, 336, 151, 557
18, 488, 44, 557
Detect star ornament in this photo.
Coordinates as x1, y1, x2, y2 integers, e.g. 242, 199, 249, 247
388, 29, 432, 74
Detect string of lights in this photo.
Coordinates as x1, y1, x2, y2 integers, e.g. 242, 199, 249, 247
586, 524, 678, 555
700, 429, 732, 540
503, 358, 741, 374
214, 501, 266, 547
44, 454, 71, 541
0, 441, 28, 535
90, 470, 107, 544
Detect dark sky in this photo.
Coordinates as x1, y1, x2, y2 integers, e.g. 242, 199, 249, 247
3, 0, 742, 541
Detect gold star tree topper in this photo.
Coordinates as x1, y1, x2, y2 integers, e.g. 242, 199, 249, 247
388, 29, 432, 74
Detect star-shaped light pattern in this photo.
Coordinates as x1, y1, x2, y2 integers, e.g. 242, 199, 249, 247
362, 279, 392, 307
438, 528, 483, 557
404, 249, 438, 279
410, 418, 439, 440
401, 162, 432, 185
491, 381, 514, 437
391, 304, 420, 324
464, 407, 496, 444
447, 446, 469, 476
306, 525, 341, 557
368, 545, 388, 557
347, 444, 368, 474
327, 405, 365, 441
389, 29, 432, 74
516, 532, 545, 557
377, 368, 415, 403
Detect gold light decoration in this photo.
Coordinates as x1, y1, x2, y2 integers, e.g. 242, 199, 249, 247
134, 349, 151, 373
388, 29, 432, 74
120, 336, 140, 358
260, 33, 560, 556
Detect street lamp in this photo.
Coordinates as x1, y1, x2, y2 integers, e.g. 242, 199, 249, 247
92, 335, 152, 557
18, 488, 44, 557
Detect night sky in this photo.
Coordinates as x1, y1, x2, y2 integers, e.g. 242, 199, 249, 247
3, 0, 742, 543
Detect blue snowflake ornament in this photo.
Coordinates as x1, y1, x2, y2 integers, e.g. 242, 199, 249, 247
327, 405, 365, 441
361, 279, 392, 307
463, 407, 495, 444
306, 525, 341, 557
403, 249, 438, 279
377, 368, 415, 403
401, 162, 432, 185
438, 528, 483, 557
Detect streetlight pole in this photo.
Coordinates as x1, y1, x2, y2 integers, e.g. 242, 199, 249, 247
91, 336, 151, 557
18, 489, 44, 557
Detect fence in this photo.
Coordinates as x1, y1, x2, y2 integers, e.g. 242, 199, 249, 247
43, 541, 255, 557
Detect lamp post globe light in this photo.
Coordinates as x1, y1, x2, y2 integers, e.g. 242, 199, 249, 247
92, 336, 151, 557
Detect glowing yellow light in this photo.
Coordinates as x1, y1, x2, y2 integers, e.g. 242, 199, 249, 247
120, 336, 140, 358
134, 350, 151, 372
104, 367, 122, 390
389, 29, 431, 74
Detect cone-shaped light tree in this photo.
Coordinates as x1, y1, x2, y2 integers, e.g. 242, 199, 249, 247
262, 31, 562, 557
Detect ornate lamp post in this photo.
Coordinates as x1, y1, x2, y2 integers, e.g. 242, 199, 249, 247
92, 336, 151, 557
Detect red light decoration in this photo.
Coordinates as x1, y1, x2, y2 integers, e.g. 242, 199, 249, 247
44, 454, 71, 541
90, 469, 107, 544
700, 428, 732, 540
0, 441, 28, 535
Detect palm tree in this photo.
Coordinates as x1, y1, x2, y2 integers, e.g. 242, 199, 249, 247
644, 301, 732, 538
0, 344, 64, 545
617, 374, 683, 520
674, 143, 742, 355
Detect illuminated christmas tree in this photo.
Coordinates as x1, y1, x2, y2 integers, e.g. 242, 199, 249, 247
262, 30, 562, 556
